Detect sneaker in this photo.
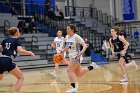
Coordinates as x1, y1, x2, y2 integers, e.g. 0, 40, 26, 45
120, 77, 128, 82
132, 60, 138, 69
91, 62, 99, 69
66, 86, 77, 93
120, 81, 128, 85
49, 71, 56, 77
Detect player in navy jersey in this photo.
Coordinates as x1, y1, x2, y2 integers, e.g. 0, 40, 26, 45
109, 26, 137, 82
0, 27, 36, 93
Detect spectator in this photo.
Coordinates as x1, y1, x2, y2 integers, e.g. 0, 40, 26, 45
134, 30, 139, 41
59, 9, 64, 20
102, 39, 111, 58
55, 9, 64, 20
44, 0, 51, 15
48, 8, 56, 19
81, 38, 93, 56
17, 20, 27, 34
55, 9, 60, 19
28, 19, 36, 33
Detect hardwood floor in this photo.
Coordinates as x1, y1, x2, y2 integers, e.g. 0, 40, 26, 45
0, 60, 140, 93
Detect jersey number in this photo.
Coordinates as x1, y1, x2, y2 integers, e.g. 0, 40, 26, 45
6, 43, 11, 50
57, 43, 60, 47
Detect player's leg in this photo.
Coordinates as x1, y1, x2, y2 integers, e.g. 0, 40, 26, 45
62, 57, 69, 65
10, 66, 24, 93
62, 52, 69, 65
55, 63, 59, 72
74, 65, 89, 77
67, 60, 79, 92
118, 57, 128, 82
0, 58, 5, 81
126, 60, 137, 69
0, 74, 4, 81
121, 54, 137, 69
67, 60, 79, 83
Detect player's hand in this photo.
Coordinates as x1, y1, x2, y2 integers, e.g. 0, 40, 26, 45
77, 51, 83, 58
29, 52, 36, 58
59, 47, 69, 54
59, 49, 64, 54
112, 52, 116, 56
121, 51, 126, 56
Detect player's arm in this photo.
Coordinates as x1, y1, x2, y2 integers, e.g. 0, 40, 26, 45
0, 45, 2, 53
119, 36, 129, 53
0, 45, 2, 49
77, 35, 87, 57
109, 38, 115, 54
51, 37, 56, 48
80, 42, 87, 54
17, 46, 36, 58
51, 42, 56, 48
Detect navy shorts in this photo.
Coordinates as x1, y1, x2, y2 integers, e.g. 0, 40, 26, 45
0, 57, 16, 74
117, 53, 129, 64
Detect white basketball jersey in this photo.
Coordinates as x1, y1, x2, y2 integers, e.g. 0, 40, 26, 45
54, 37, 65, 53
65, 34, 84, 53
65, 34, 84, 61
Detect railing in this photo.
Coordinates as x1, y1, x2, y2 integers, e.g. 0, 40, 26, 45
92, 22, 98, 28
4, 20, 10, 35
130, 26, 137, 38
46, 44, 54, 59
102, 13, 108, 24
115, 22, 136, 38
65, 6, 121, 28
130, 41, 137, 53
92, 8, 98, 19
94, 33, 104, 51
96, 10, 103, 22
47, 44, 53, 52
107, 15, 113, 26
65, 6, 90, 17
105, 28, 110, 37
31, 36, 38, 51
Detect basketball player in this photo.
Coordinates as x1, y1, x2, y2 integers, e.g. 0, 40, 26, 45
60, 24, 98, 92
50, 30, 67, 77
0, 27, 36, 93
109, 26, 137, 82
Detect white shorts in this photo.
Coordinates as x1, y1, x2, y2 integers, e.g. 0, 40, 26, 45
69, 52, 83, 63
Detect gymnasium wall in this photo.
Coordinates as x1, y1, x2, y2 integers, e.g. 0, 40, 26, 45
75, 0, 92, 7
93, 0, 138, 21
94, 0, 112, 16
136, 0, 140, 20
64, 0, 92, 7
56, 1, 65, 12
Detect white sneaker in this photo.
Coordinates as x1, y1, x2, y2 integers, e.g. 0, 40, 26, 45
49, 71, 56, 77
91, 62, 99, 69
120, 82, 128, 85
132, 60, 138, 69
120, 77, 128, 82
66, 86, 77, 93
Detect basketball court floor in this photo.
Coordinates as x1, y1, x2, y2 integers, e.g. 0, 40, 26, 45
0, 59, 140, 93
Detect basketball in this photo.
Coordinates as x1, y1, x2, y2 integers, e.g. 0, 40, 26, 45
53, 54, 64, 64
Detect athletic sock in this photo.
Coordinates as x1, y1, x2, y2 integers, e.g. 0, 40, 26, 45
87, 66, 94, 71
71, 83, 75, 88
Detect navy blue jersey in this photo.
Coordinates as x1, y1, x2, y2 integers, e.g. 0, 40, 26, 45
1, 37, 21, 57
111, 36, 124, 52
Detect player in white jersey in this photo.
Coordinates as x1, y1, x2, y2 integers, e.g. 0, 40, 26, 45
50, 30, 67, 76
60, 24, 98, 92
